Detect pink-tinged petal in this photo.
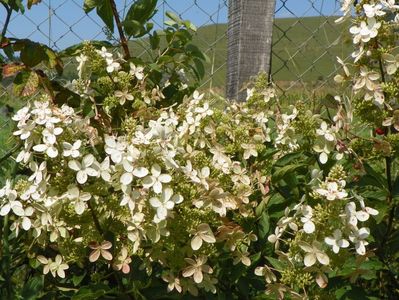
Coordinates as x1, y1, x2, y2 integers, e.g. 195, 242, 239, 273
89, 250, 100, 262
193, 270, 203, 283
122, 264, 130, 274
101, 241, 112, 249
101, 250, 113, 261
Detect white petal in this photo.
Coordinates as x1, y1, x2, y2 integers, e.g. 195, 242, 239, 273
159, 174, 172, 183
191, 235, 203, 250
133, 167, 149, 178
304, 253, 316, 267
120, 173, 133, 185
76, 171, 88, 184
316, 252, 330, 265
68, 160, 81, 171
75, 201, 85, 215
149, 197, 161, 208
319, 152, 328, 164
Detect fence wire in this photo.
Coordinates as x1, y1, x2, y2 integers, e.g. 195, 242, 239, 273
272, 0, 351, 96
1, 0, 351, 103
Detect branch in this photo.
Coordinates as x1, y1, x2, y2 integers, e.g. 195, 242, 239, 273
1, 1, 12, 38
108, 0, 130, 60
87, 200, 104, 236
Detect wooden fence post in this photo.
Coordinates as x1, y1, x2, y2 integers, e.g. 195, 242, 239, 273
226, 0, 276, 101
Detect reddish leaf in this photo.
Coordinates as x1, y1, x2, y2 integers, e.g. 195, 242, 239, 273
2, 63, 25, 78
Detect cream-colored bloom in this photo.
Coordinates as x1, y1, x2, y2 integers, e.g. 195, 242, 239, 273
182, 256, 213, 283
89, 241, 113, 262
190, 223, 216, 250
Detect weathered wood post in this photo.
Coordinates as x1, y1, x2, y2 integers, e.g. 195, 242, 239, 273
226, 0, 276, 101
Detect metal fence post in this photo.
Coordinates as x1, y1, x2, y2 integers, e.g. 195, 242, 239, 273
226, 0, 276, 101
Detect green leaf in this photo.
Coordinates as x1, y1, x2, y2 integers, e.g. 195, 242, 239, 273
192, 57, 205, 80
96, 0, 114, 32
165, 11, 182, 24
20, 276, 43, 300
149, 31, 160, 50
20, 41, 46, 67
258, 211, 270, 239
83, 0, 101, 13
272, 163, 307, 183
125, 0, 157, 24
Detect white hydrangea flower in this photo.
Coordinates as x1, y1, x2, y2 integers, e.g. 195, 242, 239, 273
33, 141, 59, 158
106, 58, 121, 73
13, 120, 35, 140
325, 229, 349, 253
130, 63, 144, 80
142, 164, 172, 194
149, 187, 182, 221
115, 90, 134, 105
298, 241, 330, 267
62, 140, 82, 158
0, 181, 24, 217
349, 18, 381, 44
104, 135, 127, 163
37, 255, 69, 278
28, 161, 47, 184
190, 223, 216, 251
241, 143, 258, 160
363, 3, 385, 18
349, 227, 370, 255
315, 181, 348, 200
68, 154, 98, 184
300, 205, 315, 234
66, 185, 91, 215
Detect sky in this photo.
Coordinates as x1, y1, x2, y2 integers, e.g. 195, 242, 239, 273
0, 0, 343, 50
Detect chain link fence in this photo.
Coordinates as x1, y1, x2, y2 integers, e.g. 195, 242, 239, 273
272, 0, 351, 96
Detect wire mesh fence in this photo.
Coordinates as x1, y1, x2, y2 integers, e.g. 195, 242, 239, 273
0, 0, 352, 107
272, 0, 351, 96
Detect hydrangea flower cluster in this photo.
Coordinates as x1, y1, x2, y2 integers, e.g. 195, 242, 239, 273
1, 46, 272, 296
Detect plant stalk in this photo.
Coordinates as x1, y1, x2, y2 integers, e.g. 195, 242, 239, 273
108, 0, 130, 60
0, 1, 12, 38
